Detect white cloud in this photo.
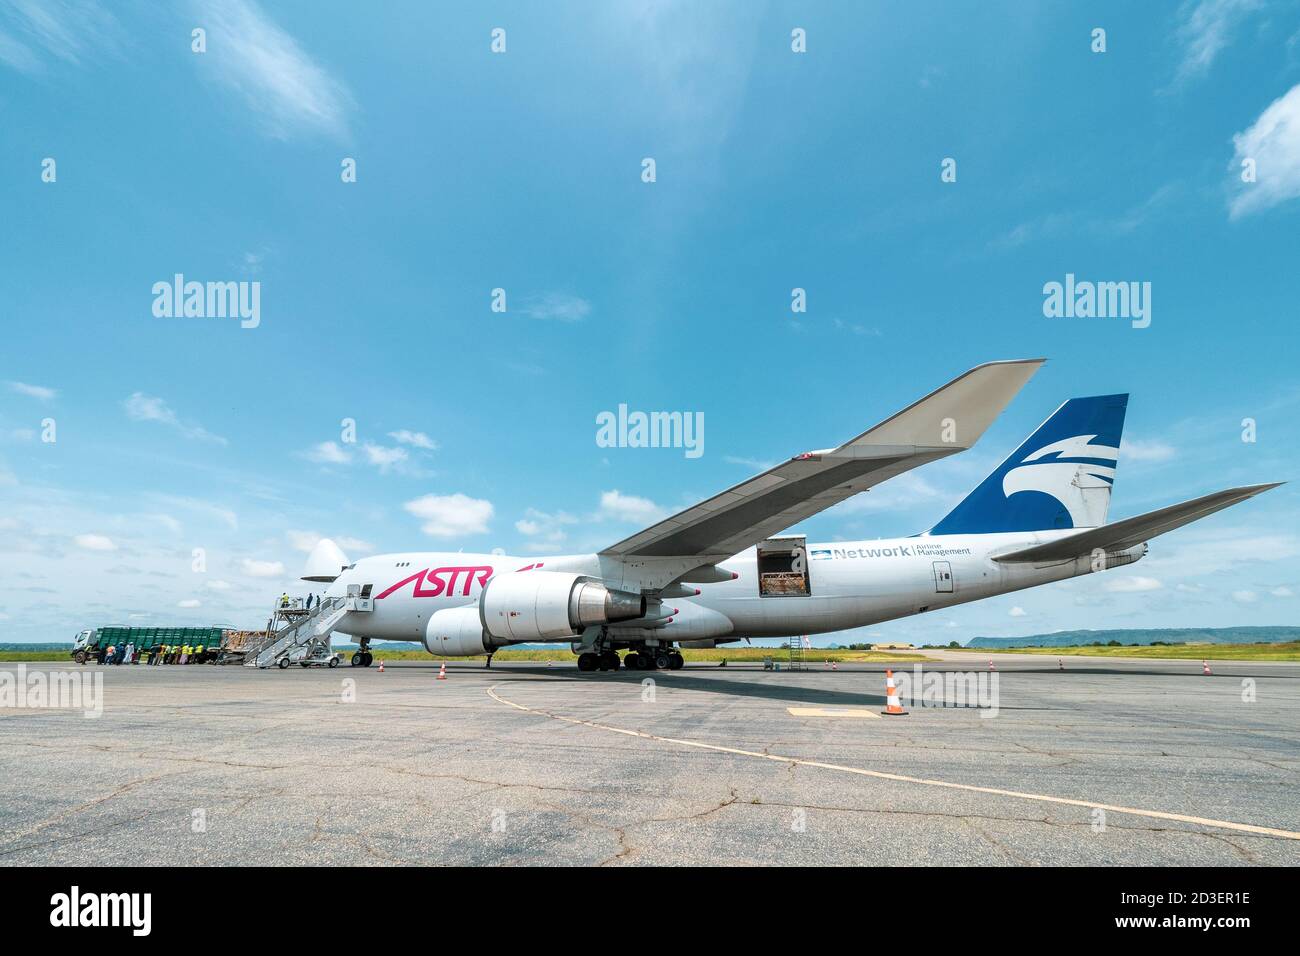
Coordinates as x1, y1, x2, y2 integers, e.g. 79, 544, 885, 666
518, 292, 592, 322
362, 443, 408, 472
832, 473, 948, 515
0, 0, 124, 73
124, 392, 226, 444
241, 558, 285, 578
1105, 576, 1164, 593
388, 430, 437, 450
514, 508, 578, 552
405, 493, 493, 538
195, 0, 353, 140
74, 533, 116, 551
1120, 438, 1176, 463
1232, 589, 1258, 603
336, 536, 373, 553
287, 529, 374, 554
1172, 0, 1261, 86
1008, 606, 1026, 617
724, 455, 776, 472
1230, 83, 1300, 218
7, 381, 56, 401
178, 599, 202, 609
1271, 586, 1294, 597
304, 440, 351, 464
1145, 529, 1300, 577
151, 494, 238, 531
598, 489, 665, 523
205, 579, 232, 591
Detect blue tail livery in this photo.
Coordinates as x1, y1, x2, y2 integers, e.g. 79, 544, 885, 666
929, 394, 1129, 534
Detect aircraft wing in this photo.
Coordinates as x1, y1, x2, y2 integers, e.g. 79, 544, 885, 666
601, 359, 1044, 562
992, 482, 1283, 564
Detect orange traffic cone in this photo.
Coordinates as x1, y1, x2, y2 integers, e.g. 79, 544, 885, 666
881, 669, 909, 716
378, 660, 385, 673
988, 659, 996, 672
831, 660, 838, 671
1202, 660, 1212, 676
437, 661, 447, 680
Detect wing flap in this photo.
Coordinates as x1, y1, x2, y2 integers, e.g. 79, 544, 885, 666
992, 482, 1283, 564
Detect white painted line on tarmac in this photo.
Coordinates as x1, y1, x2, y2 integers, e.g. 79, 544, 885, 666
488, 684, 1300, 842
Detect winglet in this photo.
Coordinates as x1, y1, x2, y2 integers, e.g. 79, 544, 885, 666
841, 358, 1045, 451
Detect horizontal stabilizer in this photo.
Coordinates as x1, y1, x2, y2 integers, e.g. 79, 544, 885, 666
993, 482, 1283, 564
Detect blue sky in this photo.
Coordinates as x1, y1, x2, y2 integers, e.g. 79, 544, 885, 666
2, 0, 1298, 645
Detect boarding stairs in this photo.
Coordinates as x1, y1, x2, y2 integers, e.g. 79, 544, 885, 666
245, 596, 350, 668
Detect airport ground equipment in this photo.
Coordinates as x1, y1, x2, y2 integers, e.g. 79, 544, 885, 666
245, 595, 356, 669
71, 626, 225, 664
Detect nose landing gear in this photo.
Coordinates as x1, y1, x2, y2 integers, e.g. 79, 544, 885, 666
350, 638, 373, 667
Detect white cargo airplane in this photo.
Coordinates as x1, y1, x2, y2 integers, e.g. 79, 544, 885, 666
303, 359, 1279, 671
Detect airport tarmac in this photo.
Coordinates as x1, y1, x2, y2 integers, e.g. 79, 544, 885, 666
1, 658, 1298, 866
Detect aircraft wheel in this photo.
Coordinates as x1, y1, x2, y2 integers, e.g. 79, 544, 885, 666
607, 653, 621, 671
669, 653, 684, 670
654, 651, 671, 670
624, 652, 640, 670
351, 652, 363, 667
362, 652, 373, 667
577, 653, 598, 672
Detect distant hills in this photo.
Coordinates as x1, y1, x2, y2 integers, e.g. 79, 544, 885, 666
964, 627, 1300, 649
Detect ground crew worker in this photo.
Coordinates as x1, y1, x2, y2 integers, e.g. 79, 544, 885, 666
125, 642, 135, 664
195, 643, 205, 664
280, 592, 289, 608
105, 644, 116, 664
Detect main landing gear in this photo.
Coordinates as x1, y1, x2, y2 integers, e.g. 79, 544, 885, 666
350, 637, 373, 668
577, 650, 622, 672
581, 649, 683, 672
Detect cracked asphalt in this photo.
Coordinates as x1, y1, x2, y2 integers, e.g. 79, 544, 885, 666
1, 657, 1298, 865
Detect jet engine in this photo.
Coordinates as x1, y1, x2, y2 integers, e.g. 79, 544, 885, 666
424, 606, 495, 657
480, 571, 645, 641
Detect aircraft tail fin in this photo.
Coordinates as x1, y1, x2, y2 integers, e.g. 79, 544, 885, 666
929, 394, 1128, 535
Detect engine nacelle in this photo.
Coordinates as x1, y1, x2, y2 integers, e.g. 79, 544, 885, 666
424, 606, 491, 656
481, 571, 646, 641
